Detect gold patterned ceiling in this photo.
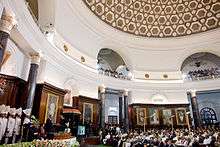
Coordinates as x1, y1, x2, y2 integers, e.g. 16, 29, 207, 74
83, 0, 220, 37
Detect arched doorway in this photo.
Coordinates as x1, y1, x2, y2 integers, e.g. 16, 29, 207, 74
200, 107, 217, 125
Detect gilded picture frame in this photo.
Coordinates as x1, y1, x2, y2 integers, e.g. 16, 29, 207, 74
136, 108, 146, 126
83, 103, 93, 124
149, 108, 160, 125
162, 109, 172, 125
45, 93, 59, 123
63, 91, 73, 107
176, 108, 187, 125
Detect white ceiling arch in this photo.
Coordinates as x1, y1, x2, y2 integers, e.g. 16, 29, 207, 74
52, 0, 220, 72
5, 0, 220, 102
177, 46, 220, 71
5, 0, 220, 81
97, 47, 132, 70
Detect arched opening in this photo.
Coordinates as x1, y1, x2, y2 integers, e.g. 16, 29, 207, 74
97, 48, 132, 80
200, 107, 217, 125
181, 52, 220, 81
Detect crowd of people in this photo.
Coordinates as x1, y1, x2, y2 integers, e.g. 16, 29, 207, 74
100, 124, 220, 147
0, 105, 30, 144
0, 105, 72, 145
98, 68, 132, 80
187, 68, 220, 81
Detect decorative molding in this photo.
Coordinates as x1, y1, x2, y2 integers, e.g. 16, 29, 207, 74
83, 0, 220, 38
190, 90, 197, 97
145, 73, 149, 79
29, 52, 41, 65
123, 89, 129, 96
0, 7, 17, 34
163, 74, 168, 79
3, 0, 220, 98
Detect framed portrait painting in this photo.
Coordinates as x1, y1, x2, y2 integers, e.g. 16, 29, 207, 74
149, 108, 160, 125
176, 109, 186, 125
83, 103, 93, 124
45, 93, 59, 123
162, 109, 172, 125
63, 90, 73, 107
136, 108, 146, 126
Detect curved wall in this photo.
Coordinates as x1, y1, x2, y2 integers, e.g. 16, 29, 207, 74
1, 0, 220, 104
55, 0, 220, 72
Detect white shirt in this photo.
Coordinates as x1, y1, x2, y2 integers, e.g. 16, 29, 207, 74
203, 136, 211, 145
0, 117, 3, 140
14, 116, 21, 135
23, 117, 30, 125
106, 134, 111, 139
0, 117, 8, 140
6, 116, 16, 137
116, 127, 120, 134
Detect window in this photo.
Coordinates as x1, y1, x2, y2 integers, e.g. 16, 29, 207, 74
108, 116, 118, 124
200, 107, 217, 125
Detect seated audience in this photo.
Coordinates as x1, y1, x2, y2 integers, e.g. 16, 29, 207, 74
100, 125, 220, 147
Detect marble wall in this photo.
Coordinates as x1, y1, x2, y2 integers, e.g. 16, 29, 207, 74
0, 39, 30, 80
104, 92, 120, 123
131, 90, 188, 104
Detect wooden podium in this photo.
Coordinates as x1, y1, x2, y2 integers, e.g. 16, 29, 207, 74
0, 74, 26, 108
32, 82, 67, 124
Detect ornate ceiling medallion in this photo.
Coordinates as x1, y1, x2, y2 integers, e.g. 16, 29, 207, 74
163, 74, 168, 78
145, 73, 150, 79
83, 0, 220, 37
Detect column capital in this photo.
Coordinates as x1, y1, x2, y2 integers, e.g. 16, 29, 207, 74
123, 89, 129, 96
0, 8, 17, 34
29, 52, 41, 65
190, 90, 196, 98
99, 86, 105, 94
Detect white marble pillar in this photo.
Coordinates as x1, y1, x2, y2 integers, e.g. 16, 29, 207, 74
0, 8, 16, 70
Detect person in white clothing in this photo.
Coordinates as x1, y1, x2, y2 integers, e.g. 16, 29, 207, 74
0, 105, 9, 144
0, 105, 4, 142
23, 109, 31, 125
0, 105, 6, 143
203, 135, 212, 145
12, 108, 22, 143
116, 125, 121, 135
22, 109, 31, 141
5, 108, 16, 144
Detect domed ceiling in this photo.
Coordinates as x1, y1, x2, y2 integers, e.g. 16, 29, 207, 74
83, 0, 220, 37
